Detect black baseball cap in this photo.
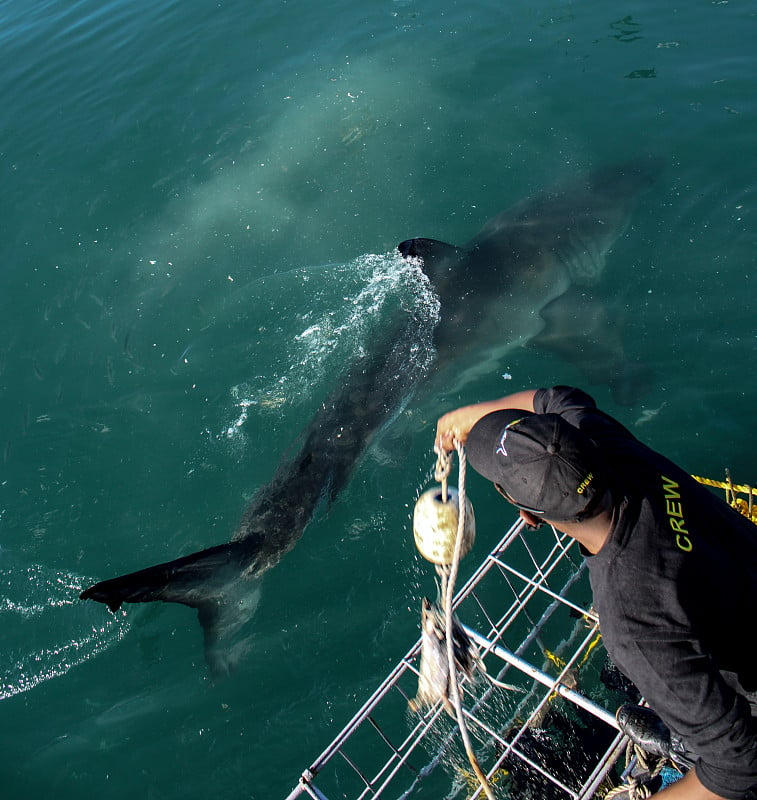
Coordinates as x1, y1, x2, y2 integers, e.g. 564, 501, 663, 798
466, 409, 605, 521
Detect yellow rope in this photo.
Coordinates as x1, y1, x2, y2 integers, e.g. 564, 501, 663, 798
692, 471, 757, 524
581, 630, 604, 666
543, 630, 603, 702
691, 474, 757, 497
459, 764, 508, 797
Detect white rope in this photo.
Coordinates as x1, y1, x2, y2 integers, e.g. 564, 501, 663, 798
441, 440, 495, 800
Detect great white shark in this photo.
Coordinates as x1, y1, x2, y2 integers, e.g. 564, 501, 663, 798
80, 157, 660, 675
400, 156, 660, 401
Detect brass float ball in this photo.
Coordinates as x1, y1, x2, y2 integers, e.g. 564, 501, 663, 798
413, 486, 475, 566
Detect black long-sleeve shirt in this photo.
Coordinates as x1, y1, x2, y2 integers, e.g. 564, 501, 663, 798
535, 386, 757, 798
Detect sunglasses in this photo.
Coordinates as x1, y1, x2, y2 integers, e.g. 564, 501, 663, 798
493, 483, 546, 516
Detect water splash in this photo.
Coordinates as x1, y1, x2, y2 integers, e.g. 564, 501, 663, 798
0, 556, 130, 700
220, 251, 439, 444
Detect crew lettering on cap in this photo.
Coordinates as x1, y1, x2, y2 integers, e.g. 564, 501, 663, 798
576, 472, 594, 495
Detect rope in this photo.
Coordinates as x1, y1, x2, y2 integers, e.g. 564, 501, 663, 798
435, 447, 452, 504
438, 441, 496, 800
692, 471, 757, 523
691, 473, 757, 498
603, 742, 667, 800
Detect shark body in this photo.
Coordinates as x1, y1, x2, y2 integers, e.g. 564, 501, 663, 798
80, 157, 660, 674
81, 309, 433, 676
400, 156, 660, 401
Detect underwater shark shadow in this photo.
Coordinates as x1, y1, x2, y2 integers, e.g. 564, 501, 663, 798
400, 155, 661, 402
80, 156, 661, 676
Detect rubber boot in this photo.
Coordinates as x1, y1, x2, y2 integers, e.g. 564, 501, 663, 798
616, 704, 697, 770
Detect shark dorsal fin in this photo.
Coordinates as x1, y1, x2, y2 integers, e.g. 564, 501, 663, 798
398, 238, 465, 268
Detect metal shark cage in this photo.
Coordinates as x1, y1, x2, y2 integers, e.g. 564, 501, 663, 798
285, 516, 634, 800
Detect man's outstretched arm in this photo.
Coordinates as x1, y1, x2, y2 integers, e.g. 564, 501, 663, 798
435, 389, 537, 453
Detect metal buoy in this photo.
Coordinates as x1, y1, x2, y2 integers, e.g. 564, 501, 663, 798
413, 486, 475, 566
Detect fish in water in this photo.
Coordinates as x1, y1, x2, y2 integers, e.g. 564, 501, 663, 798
80, 157, 661, 674
409, 597, 482, 717
399, 155, 661, 404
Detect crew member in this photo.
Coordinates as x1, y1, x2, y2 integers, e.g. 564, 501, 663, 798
435, 385, 757, 800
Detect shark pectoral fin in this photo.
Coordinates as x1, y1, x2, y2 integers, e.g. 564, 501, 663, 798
195, 600, 235, 678
195, 577, 262, 679
530, 287, 652, 406
398, 238, 465, 266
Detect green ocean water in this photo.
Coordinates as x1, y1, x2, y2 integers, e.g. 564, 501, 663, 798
1, 0, 756, 797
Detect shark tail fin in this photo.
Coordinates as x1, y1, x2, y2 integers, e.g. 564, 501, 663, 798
79, 541, 245, 612
80, 541, 260, 677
